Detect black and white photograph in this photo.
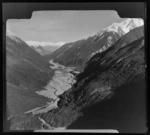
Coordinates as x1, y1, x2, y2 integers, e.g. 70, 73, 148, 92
3, 2, 147, 133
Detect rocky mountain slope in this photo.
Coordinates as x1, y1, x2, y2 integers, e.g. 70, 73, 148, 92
48, 18, 143, 69
6, 31, 54, 118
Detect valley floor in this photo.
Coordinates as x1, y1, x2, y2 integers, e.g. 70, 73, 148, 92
25, 59, 78, 116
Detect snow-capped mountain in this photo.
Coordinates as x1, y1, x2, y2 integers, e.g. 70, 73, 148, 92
91, 18, 144, 57
26, 41, 65, 47
95, 18, 144, 37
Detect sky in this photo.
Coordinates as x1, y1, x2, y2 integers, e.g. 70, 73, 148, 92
7, 10, 124, 44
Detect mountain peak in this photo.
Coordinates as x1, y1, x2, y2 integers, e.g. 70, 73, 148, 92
96, 18, 144, 37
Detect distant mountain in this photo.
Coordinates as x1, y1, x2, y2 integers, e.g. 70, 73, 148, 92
6, 31, 54, 117
48, 18, 144, 69
26, 41, 64, 56
30, 45, 46, 55
26, 41, 65, 47
30, 45, 60, 56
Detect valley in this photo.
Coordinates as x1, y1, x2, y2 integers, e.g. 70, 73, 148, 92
24, 59, 79, 116
5, 17, 146, 132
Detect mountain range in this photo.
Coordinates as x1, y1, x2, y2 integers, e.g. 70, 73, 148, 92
48, 18, 143, 70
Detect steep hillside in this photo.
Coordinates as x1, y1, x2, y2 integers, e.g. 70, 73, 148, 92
6, 32, 54, 118
48, 18, 143, 69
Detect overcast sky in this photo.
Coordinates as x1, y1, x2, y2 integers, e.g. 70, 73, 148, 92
7, 10, 124, 44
